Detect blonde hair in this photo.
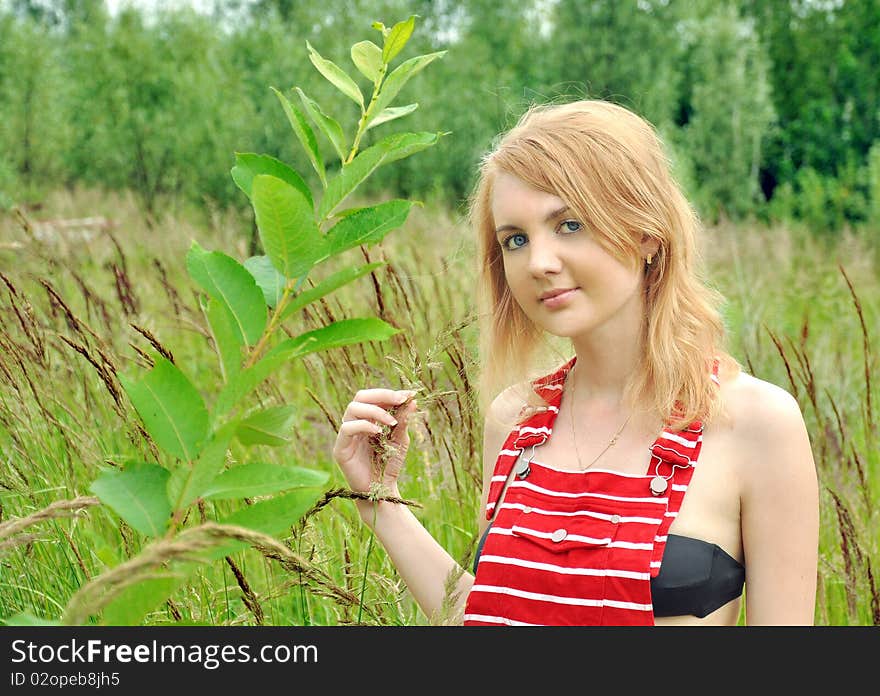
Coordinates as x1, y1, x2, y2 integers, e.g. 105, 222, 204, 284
470, 99, 739, 431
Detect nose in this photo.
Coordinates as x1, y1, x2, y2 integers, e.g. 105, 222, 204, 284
526, 235, 563, 277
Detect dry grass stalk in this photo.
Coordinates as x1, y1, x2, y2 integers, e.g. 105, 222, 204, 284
67, 268, 114, 335
0, 271, 46, 366
152, 258, 183, 318
224, 555, 264, 625
0, 495, 100, 543
61, 522, 363, 626
838, 264, 875, 440
58, 335, 124, 411
130, 323, 175, 364
829, 490, 869, 620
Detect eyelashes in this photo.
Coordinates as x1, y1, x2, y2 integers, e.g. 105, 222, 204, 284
500, 219, 583, 251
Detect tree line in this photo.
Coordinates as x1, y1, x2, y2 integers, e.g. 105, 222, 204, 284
1, 0, 879, 234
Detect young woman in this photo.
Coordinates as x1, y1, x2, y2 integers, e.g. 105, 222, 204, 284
332, 99, 819, 626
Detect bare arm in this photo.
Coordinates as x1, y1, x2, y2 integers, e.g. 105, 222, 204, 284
739, 381, 819, 625
331, 386, 519, 624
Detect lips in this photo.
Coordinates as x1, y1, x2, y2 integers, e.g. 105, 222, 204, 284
539, 287, 579, 301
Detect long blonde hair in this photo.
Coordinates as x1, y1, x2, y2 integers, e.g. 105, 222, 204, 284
470, 99, 739, 430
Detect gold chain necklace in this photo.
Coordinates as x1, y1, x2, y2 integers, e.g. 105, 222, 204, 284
569, 365, 632, 471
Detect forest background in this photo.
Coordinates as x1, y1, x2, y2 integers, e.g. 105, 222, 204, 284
0, 0, 878, 626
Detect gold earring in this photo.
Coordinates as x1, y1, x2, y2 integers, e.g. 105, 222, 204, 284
646, 253, 654, 265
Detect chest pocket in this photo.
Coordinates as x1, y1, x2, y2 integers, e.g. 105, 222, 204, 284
509, 509, 618, 554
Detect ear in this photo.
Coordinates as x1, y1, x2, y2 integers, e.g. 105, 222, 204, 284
639, 233, 660, 259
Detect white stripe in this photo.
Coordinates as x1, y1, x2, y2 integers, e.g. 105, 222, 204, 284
511, 525, 612, 546
477, 554, 650, 580
541, 384, 563, 391
511, 479, 668, 505
659, 431, 700, 448
498, 501, 662, 525
463, 613, 542, 626
489, 527, 654, 551
517, 426, 552, 436
470, 584, 652, 611
498, 449, 521, 457
527, 458, 653, 479
611, 540, 655, 551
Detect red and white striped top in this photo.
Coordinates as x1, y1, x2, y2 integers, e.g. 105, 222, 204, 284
463, 357, 719, 626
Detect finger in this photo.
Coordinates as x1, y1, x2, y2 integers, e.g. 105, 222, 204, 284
352, 388, 416, 407
388, 398, 418, 443
338, 419, 385, 439
342, 401, 400, 427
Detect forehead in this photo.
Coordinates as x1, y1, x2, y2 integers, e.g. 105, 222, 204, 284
490, 172, 567, 223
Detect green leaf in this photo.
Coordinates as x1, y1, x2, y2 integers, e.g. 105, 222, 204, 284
266, 317, 401, 363
351, 40, 383, 82
377, 131, 443, 166
279, 261, 384, 322
118, 357, 209, 461
252, 174, 327, 279
243, 255, 287, 309
272, 86, 326, 188
186, 241, 267, 347
90, 462, 172, 538
318, 142, 387, 219
101, 574, 187, 626
204, 297, 241, 381
203, 463, 329, 500
365, 103, 418, 131
307, 40, 364, 109
230, 152, 313, 210
318, 131, 440, 220
208, 488, 326, 558
213, 317, 399, 420
167, 422, 237, 509
222, 488, 324, 534
235, 405, 297, 446
295, 87, 348, 163
383, 15, 416, 64
326, 200, 414, 256
369, 51, 446, 126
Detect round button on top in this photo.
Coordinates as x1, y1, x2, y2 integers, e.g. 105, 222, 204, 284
522, 506, 532, 514
610, 514, 621, 524
550, 528, 567, 543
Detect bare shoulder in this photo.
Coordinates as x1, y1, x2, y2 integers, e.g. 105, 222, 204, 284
719, 370, 806, 436
482, 381, 531, 462
485, 381, 531, 431
717, 369, 815, 488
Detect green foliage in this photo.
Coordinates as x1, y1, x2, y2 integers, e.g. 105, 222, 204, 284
51, 14, 444, 625
3, 1, 879, 232
90, 462, 172, 538
680, 1, 775, 222
117, 357, 210, 462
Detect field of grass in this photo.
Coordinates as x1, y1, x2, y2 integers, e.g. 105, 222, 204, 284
0, 187, 877, 626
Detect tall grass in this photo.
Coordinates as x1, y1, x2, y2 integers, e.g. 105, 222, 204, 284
0, 189, 876, 625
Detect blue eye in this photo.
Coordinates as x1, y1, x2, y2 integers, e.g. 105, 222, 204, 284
502, 233, 528, 251
560, 220, 582, 233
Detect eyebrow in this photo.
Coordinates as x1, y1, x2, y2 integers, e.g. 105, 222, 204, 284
494, 206, 570, 236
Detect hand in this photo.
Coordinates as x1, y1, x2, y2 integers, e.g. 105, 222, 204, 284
332, 388, 418, 520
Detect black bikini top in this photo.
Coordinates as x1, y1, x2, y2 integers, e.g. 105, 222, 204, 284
472, 526, 744, 619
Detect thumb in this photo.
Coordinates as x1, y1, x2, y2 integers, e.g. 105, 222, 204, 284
388, 396, 418, 446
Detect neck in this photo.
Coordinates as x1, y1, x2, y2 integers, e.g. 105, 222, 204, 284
569, 313, 646, 408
